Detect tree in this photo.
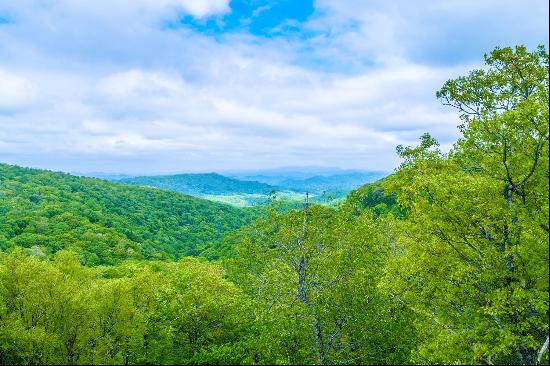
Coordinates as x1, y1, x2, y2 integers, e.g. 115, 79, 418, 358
384, 45, 549, 364
229, 201, 417, 365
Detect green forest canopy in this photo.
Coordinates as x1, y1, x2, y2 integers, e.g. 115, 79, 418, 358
0, 165, 258, 264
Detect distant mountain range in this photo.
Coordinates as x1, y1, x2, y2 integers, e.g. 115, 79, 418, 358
74, 172, 138, 180
225, 168, 387, 195
225, 166, 388, 186
117, 173, 274, 196
108, 169, 388, 206
276, 172, 387, 193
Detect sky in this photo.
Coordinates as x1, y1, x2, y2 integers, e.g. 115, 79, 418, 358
0, 0, 548, 174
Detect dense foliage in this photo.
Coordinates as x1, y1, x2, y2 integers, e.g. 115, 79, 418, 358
0, 165, 256, 264
0, 250, 249, 365
344, 179, 405, 218
382, 45, 549, 364
0, 45, 548, 365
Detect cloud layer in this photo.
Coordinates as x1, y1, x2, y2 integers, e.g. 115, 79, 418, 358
0, 0, 548, 173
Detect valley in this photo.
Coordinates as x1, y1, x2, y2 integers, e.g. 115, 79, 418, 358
105, 169, 387, 207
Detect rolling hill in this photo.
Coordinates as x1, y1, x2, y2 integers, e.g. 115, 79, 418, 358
114, 170, 389, 206
116, 173, 282, 206
117, 173, 275, 195
227, 167, 388, 188
0, 164, 257, 265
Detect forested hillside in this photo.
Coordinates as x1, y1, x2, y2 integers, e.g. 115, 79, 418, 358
118, 173, 275, 196
116, 171, 383, 207
0, 45, 548, 365
0, 165, 256, 264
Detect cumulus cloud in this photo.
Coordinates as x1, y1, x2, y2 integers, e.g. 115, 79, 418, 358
309, 0, 548, 66
0, 69, 37, 110
169, 0, 229, 18
0, 0, 547, 173
1, 0, 230, 21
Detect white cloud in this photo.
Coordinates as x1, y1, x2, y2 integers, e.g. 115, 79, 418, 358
1, 0, 230, 21
0, 69, 37, 110
0, 0, 547, 173
0, 58, 462, 172
97, 70, 186, 99
309, 0, 548, 66
168, 0, 230, 18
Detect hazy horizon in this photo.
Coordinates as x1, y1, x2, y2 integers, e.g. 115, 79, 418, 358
0, 160, 391, 179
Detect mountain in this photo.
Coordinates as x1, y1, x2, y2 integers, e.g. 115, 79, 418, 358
0, 164, 256, 265
74, 172, 138, 180
225, 166, 372, 185
277, 172, 387, 193
226, 167, 388, 192
114, 170, 389, 206
118, 173, 275, 195
117, 173, 288, 206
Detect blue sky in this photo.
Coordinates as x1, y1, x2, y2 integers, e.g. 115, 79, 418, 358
0, 0, 548, 174
175, 0, 314, 36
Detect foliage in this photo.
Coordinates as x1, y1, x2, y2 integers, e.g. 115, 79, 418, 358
0, 250, 250, 365
344, 178, 405, 218
226, 204, 417, 364
0, 164, 256, 264
383, 45, 549, 364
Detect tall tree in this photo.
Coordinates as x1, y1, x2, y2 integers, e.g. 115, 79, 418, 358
384, 45, 549, 364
